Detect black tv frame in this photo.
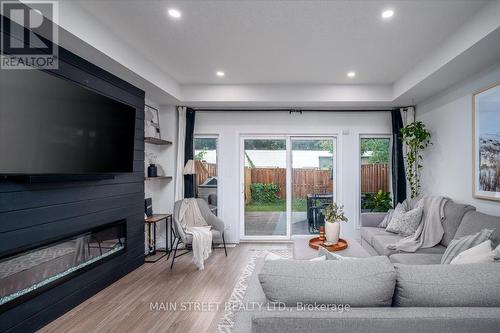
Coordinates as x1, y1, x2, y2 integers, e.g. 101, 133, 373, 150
1, 14, 140, 181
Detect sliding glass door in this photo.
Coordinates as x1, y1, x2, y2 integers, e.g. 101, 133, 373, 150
242, 138, 288, 238
241, 136, 336, 240
291, 138, 335, 235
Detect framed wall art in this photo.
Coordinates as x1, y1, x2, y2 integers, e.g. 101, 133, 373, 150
145, 105, 161, 139
473, 81, 500, 201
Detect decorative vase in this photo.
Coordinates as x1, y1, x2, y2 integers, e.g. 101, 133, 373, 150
147, 164, 157, 177
325, 221, 340, 244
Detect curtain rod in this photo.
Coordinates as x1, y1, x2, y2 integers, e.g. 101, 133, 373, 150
192, 108, 398, 112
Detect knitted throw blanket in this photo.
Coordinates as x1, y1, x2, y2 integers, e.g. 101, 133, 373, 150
387, 196, 449, 253
179, 199, 212, 270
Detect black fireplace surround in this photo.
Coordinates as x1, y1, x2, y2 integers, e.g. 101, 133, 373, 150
0, 20, 145, 332
0, 220, 127, 312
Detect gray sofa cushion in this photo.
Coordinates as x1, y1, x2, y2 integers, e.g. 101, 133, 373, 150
234, 258, 500, 333
440, 201, 476, 246
258, 256, 396, 307
361, 227, 447, 256
247, 308, 500, 333
454, 211, 500, 247
371, 233, 407, 256
389, 253, 443, 265
394, 263, 500, 307
361, 227, 390, 245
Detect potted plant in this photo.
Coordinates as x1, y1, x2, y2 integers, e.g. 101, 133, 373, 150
322, 203, 348, 244
146, 152, 158, 177
365, 190, 393, 212
400, 121, 432, 198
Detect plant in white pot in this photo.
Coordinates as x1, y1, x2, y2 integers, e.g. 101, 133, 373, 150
322, 203, 348, 244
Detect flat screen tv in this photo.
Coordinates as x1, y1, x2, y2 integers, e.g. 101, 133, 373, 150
0, 69, 137, 175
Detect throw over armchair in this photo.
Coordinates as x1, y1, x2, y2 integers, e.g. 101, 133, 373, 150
171, 198, 227, 269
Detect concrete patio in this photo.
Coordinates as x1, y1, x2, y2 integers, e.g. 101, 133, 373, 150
244, 211, 311, 236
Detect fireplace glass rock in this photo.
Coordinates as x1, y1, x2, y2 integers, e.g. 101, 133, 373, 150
0, 222, 126, 307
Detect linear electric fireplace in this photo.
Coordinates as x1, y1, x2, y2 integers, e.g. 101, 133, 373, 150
0, 221, 126, 310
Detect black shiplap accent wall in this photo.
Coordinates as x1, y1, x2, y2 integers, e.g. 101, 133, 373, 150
0, 35, 145, 332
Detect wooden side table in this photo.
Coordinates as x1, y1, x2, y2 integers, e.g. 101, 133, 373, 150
145, 214, 173, 263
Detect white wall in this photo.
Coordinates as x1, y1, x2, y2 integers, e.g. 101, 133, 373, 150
417, 62, 500, 216
195, 111, 392, 242
144, 103, 177, 249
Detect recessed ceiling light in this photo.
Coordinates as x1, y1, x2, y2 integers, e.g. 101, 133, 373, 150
216, 71, 225, 77
381, 9, 394, 19
168, 8, 181, 19
347, 71, 356, 78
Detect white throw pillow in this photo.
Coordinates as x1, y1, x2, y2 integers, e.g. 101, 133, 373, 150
385, 204, 423, 236
450, 240, 495, 265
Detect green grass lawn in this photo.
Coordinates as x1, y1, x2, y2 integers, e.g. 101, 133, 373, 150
245, 199, 307, 212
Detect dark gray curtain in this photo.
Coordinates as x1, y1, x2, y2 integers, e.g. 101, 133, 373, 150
184, 108, 196, 198
391, 109, 407, 204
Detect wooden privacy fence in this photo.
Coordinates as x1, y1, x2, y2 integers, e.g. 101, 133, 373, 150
245, 167, 333, 203
196, 162, 217, 185
197, 162, 389, 203
361, 163, 389, 193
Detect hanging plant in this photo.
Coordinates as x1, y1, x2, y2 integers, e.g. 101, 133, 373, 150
400, 121, 432, 198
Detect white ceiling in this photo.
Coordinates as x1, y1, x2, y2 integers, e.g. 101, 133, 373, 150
76, 0, 487, 85
51, 0, 500, 107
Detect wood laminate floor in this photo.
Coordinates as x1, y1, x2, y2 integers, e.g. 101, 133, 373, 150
39, 243, 291, 333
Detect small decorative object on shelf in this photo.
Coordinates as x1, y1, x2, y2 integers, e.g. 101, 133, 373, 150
148, 164, 158, 177
319, 226, 325, 241
146, 152, 158, 177
322, 203, 348, 244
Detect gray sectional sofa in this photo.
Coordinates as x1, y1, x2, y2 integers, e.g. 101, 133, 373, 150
233, 200, 500, 333
360, 200, 500, 264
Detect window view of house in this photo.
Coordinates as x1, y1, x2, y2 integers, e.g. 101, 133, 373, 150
194, 137, 218, 214
360, 137, 392, 214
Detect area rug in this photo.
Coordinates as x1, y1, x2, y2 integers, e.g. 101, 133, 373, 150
215, 248, 292, 333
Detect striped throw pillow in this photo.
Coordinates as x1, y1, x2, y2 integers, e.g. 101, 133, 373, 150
441, 229, 494, 264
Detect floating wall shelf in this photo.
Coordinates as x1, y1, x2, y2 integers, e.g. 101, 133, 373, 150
144, 137, 172, 145
144, 176, 173, 181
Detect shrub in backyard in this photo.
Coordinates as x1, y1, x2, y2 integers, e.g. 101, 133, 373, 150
250, 183, 280, 203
